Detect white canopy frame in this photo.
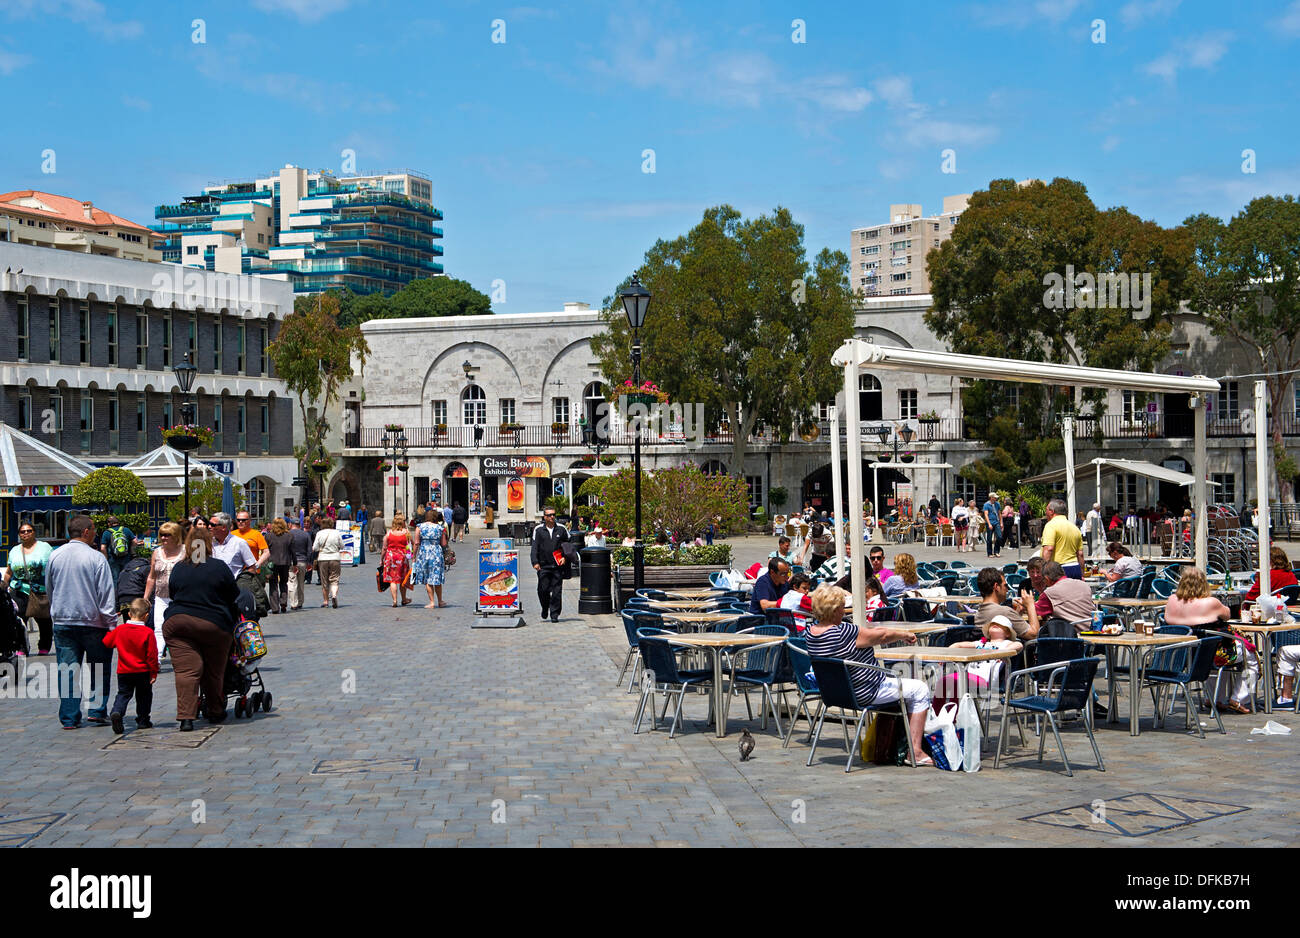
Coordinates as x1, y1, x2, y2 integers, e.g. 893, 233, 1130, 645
1020, 456, 1220, 491
831, 340, 1221, 623
564, 465, 621, 528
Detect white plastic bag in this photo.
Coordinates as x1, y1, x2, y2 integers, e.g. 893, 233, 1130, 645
1250, 721, 1292, 736
956, 693, 982, 772
924, 703, 962, 771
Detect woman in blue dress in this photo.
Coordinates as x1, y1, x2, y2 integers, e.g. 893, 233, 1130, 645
409, 508, 449, 608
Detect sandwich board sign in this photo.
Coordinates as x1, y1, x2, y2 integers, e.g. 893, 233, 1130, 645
474, 537, 525, 628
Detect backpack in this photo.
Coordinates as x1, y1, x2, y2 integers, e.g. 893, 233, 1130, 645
110, 526, 130, 557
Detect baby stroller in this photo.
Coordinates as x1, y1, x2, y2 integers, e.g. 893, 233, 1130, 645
0, 586, 28, 680
201, 589, 272, 719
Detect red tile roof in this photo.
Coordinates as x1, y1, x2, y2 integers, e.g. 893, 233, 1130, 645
0, 189, 151, 233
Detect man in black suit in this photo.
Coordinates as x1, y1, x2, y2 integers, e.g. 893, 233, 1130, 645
530, 507, 568, 622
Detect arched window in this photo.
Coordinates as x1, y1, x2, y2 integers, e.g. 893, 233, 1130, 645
245, 478, 267, 521
461, 385, 486, 425
582, 381, 605, 433
859, 373, 882, 421
701, 460, 727, 476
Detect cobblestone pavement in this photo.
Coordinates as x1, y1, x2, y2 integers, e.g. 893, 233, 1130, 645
1, 534, 1295, 847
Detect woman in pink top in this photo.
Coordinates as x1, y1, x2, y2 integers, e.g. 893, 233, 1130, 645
143, 520, 186, 664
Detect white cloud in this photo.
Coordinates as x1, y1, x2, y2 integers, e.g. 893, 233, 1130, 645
120, 94, 151, 111
1120, 0, 1182, 26
970, 0, 1083, 28
1032, 0, 1085, 23
250, 0, 351, 22
0, 0, 141, 39
902, 119, 997, 148
0, 47, 32, 74
1277, 1, 1300, 36
1102, 135, 1121, 152
797, 75, 872, 112
1142, 31, 1232, 82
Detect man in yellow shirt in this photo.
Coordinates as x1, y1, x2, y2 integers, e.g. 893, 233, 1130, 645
233, 512, 270, 571
1040, 498, 1085, 579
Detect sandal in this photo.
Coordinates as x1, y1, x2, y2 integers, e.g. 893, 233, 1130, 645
1223, 701, 1251, 715
401, 598, 412, 606
912, 756, 935, 767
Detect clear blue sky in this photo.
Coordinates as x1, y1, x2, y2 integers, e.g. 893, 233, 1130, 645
1, 0, 1296, 312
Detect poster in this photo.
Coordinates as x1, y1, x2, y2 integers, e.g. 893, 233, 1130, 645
336, 520, 361, 566
477, 537, 519, 610
506, 476, 524, 513
430, 479, 442, 505
469, 477, 482, 515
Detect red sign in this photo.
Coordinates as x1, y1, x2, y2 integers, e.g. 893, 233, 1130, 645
387, 475, 400, 486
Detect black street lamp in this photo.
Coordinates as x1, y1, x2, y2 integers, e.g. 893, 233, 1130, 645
315, 445, 328, 515
172, 352, 198, 521
619, 275, 651, 590
382, 427, 408, 519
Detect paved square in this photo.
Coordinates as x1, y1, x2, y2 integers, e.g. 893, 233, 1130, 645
1021, 793, 1251, 837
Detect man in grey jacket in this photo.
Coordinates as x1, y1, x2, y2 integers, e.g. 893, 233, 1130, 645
47, 514, 118, 729
286, 520, 312, 611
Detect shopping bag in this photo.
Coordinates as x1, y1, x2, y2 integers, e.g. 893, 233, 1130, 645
955, 693, 982, 772
924, 703, 962, 772
859, 715, 879, 762
871, 712, 902, 764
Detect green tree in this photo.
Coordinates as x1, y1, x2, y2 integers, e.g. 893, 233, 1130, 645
591, 205, 856, 474
925, 178, 1189, 492
1185, 195, 1300, 501
72, 466, 148, 509
268, 293, 369, 474
164, 477, 244, 522
334, 277, 492, 328
578, 464, 749, 550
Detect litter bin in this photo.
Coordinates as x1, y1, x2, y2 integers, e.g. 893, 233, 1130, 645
579, 546, 613, 614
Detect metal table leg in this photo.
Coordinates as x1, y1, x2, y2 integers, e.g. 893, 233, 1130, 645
1129, 647, 1142, 736
712, 648, 726, 739
1105, 647, 1118, 724
1260, 633, 1273, 715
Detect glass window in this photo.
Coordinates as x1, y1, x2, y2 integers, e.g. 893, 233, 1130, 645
245, 478, 266, 521
237, 323, 246, 373
237, 402, 246, 452
899, 389, 917, 420
108, 392, 119, 454
212, 401, 223, 453
79, 393, 93, 452
189, 314, 198, 361
213, 317, 222, 371
500, 398, 515, 425
107, 306, 118, 366
162, 312, 172, 367
186, 245, 198, 255
162, 400, 173, 431
1118, 472, 1138, 511
136, 395, 146, 450
553, 396, 570, 425
1216, 381, 1239, 419
136, 313, 147, 368
746, 474, 764, 508
858, 374, 882, 421
49, 392, 63, 431
461, 385, 486, 425
954, 475, 977, 503
258, 325, 267, 375
16, 295, 28, 360
1212, 473, 1236, 504
48, 298, 59, 361
79, 301, 90, 364
432, 399, 447, 425
18, 390, 32, 429
260, 402, 269, 453
815, 400, 832, 422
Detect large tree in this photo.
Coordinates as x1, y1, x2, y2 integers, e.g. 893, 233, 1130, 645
268, 293, 369, 470
925, 178, 1191, 492
334, 276, 492, 328
591, 205, 856, 473
1185, 195, 1300, 501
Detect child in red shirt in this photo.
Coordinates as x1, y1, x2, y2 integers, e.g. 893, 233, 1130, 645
103, 598, 159, 734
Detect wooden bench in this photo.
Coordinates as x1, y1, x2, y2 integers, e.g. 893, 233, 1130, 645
613, 564, 730, 611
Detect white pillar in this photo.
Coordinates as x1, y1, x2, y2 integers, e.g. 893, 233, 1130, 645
1193, 394, 1208, 567
1256, 380, 1271, 600
871, 462, 880, 542
1062, 412, 1077, 523
845, 348, 866, 622
830, 404, 845, 563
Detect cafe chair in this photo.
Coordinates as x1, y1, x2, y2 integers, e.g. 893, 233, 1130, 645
633, 629, 713, 738
995, 657, 1105, 778
1140, 637, 1225, 737
931, 625, 982, 647
765, 608, 797, 630
806, 656, 919, 773
782, 639, 821, 749
1149, 578, 1176, 599
724, 625, 790, 735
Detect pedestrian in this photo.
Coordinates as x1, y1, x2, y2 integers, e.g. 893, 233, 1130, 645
312, 521, 344, 609
98, 514, 137, 589
355, 503, 368, 564
211, 513, 266, 617
287, 519, 312, 610
982, 492, 1002, 559
143, 521, 184, 663
46, 514, 117, 729
410, 508, 449, 608
262, 517, 294, 614
163, 524, 238, 731
484, 497, 496, 528
451, 501, 468, 542
2, 521, 54, 655
368, 509, 387, 555
441, 501, 454, 532
114, 553, 150, 622
530, 506, 568, 622
336, 500, 352, 522
102, 597, 158, 734
382, 512, 412, 607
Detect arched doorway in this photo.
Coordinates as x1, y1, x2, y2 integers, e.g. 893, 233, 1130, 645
444, 461, 469, 514
859, 374, 883, 421
800, 460, 903, 515
701, 459, 727, 476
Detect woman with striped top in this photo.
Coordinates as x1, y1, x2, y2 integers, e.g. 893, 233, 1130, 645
803, 584, 934, 766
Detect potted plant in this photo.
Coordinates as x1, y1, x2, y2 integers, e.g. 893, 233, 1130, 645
600, 454, 617, 466
377, 458, 393, 472
396, 459, 410, 472
310, 456, 332, 473
551, 421, 569, 436
161, 424, 214, 452
434, 423, 448, 436
611, 378, 669, 410
383, 423, 404, 433
499, 422, 524, 435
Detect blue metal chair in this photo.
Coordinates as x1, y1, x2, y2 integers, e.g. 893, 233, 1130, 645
1110, 575, 1141, 599
930, 625, 982, 647
1141, 637, 1225, 737
1136, 570, 1158, 600
1149, 577, 1176, 599
995, 657, 1105, 777
765, 608, 797, 630
725, 625, 790, 734
781, 638, 821, 749
949, 560, 969, 569
633, 628, 713, 737
806, 655, 919, 772
617, 609, 647, 691
900, 597, 932, 622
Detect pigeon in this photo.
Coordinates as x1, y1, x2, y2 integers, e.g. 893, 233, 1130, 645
738, 728, 755, 762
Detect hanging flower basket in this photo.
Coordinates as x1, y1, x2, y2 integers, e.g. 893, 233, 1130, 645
600, 455, 617, 466
162, 424, 213, 451
499, 422, 524, 434
396, 460, 410, 472
310, 460, 332, 473
608, 378, 669, 405
377, 460, 393, 472
434, 424, 448, 435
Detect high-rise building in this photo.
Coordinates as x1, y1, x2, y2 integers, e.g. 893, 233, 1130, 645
152, 164, 443, 294
850, 194, 969, 297
0, 190, 160, 263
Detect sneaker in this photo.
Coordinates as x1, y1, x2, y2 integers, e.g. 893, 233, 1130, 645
110, 712, 124, 734
62, 724, 80, 731
332, 597, 338, 609
136, 718, 154, 729
86, 716, 110, 726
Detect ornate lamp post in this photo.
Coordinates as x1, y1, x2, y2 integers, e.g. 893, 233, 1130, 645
619, 276, 652, 590
382, 427, 408, 519
172, 352, 199, 521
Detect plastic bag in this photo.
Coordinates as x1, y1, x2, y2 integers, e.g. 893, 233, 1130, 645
955, 693, 982, 772
1250, 721, 1292, 736
924, 703, 962, 771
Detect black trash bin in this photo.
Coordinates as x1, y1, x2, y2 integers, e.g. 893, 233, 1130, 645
579, 546, 613, 614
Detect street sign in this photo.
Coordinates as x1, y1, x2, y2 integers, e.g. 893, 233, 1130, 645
292, 476, 308, 486
387, 475, 400, 486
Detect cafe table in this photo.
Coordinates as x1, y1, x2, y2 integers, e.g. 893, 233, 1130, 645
661, 588, 723, 600
1225, 620, 1300, 714
1096, 597, 1168, 627
665, 632, 783, 738
876, 644, 1019, 700
1081, 632, 1190, 736
643, 599, 720, 612
661, 611, 743, 631
1136, 557, 1194, 566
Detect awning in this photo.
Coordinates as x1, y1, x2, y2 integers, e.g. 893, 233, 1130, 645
0, 422, 95, 491
1020, 457, 1217, 488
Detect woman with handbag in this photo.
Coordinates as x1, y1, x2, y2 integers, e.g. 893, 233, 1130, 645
3, 523, 53, 655
409, 508, 449, 608
382, 512, 412, 607
143, 521, 185, 663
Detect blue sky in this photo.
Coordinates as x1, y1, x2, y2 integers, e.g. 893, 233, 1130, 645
1, 0, 1297, 312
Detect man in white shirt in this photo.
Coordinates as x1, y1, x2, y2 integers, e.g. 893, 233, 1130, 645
209, 513, 256, 579
1085, 502, 1103, 558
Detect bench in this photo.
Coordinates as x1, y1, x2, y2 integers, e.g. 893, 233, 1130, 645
613, 564, 731, 611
